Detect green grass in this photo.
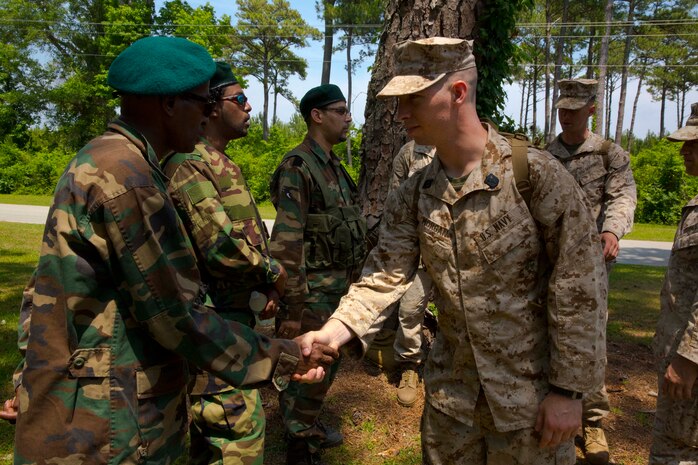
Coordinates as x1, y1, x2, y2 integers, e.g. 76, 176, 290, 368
0, 194, 52, 206
624, 222, 676, 242
256, 200, 276, 219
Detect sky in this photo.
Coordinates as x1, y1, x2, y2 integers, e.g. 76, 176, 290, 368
165, 0, 697, 139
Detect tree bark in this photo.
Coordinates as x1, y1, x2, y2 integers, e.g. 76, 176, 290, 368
660, 84, 667, 138
519, 77, 527, 129
321, 0, 336, 85
595, 0, 613, 135
627, 68, 645, 152
586, 27, 595, 79
614, 0, 635, 144
357, 0, 483, 226
549, 0, 570, 143
543, 0, 552, 143
346, 27, 354, 166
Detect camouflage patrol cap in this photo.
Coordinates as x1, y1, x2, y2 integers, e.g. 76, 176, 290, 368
107, 36, 215, 95
555, 79, 598, 110
668, 103, 698, 141
377, 37, 476, 98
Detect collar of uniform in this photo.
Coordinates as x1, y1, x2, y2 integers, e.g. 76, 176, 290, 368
419, 124, 505, 205
108, 118, 162, 172
552, 131, 602, 159
304, 135, 334, 166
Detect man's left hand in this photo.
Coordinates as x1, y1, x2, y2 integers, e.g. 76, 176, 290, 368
663, 354, 698, 400
600, 231, 619, 261
535, 392, 582, 448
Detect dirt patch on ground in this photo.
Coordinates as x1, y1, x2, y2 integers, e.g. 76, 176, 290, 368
260, 340, 657, 465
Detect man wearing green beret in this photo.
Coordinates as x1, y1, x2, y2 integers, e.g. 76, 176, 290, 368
162, 62, 287, 465
4, 36, 337, 465
269, 84, 368, 464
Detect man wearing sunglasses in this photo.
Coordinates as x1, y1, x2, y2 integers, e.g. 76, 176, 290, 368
3, 37, 338, 465
269, 84, 368, 465
161, 62, 286, 465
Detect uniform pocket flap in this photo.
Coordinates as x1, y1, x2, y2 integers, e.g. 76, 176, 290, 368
186, 181, 217, 205
136, 359, 187, 399
68, 348, 111, 378
576, 163, 606, 186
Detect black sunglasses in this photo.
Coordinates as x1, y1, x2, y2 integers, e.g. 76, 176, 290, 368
179, 92, 216, 117
220, 93, 248, 107
322, 106, 351, 117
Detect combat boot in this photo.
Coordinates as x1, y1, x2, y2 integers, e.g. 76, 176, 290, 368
286, 438, 326, 465
582, 422, 610, 465
396, 367, 419, 407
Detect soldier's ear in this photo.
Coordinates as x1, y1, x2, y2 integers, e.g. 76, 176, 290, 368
161, 95, 177, 116
450, 80, 468, 104
310, 108, 324, 124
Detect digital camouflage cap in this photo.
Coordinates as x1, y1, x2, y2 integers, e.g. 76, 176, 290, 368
668, 102, 698, 142
555, 79, 597, 110
377, 37, 476, 98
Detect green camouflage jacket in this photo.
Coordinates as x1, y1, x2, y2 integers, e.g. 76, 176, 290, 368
269, 136, 365, 321
162, 139, 282, 395
13, 120, 300, 465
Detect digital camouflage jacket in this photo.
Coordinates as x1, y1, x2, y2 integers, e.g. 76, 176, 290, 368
13, 120, 300, 465
162, 139, 283, 396
331, 126, 608, 432
546, 132, 637, 239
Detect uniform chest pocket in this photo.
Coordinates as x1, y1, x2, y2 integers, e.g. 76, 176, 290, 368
418, 219, 453, 261
474, 204, 538, 264
575, 163, 607, 186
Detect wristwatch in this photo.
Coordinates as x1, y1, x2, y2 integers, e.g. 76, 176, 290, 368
549, 384, 584, 400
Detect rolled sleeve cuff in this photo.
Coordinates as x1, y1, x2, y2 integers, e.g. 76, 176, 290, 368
271, 352, 299, 391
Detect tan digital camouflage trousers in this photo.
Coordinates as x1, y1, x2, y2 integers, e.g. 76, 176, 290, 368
394, 267, 432, 366
583, 385, 610, 424
421, 391, 575, 465
189, 389, 265, 465
649, 374, 698, 465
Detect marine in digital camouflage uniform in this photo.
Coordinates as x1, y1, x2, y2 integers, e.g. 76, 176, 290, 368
389, 140, 436, 407
2, 37, 337, 465
298, 38, 608, 465
546, 78, 637, 465
162, 62, 284, 465
650, 103, 698, 465
269, 84, 367, 464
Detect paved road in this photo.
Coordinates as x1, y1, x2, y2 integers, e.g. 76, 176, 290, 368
1, 203, 672, 266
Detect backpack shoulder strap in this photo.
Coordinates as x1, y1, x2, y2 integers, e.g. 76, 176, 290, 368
600, 139, 612, 171
501, 132, 532, 208
281, 149, 337, 210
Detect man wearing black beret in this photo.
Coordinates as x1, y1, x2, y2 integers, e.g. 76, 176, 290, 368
4, 36, 338, 465
269, 84, 368, 464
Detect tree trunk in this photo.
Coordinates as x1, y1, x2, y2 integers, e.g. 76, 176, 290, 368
627, 69, 645, 152
605, 73, 613, 138
660, 84, 667, 138
549, 0, 570, 143
262, 58, 270, 140
532, 62, 539, 140
519, 77, 527, 129
543, 0, 552, 143
346, 27, 354, 167
524, 73, 532, 136
586, 27, 595, 79
321, 0, 336, 85
595, 0, 613, 135
614, 0, 635, 144
357, 0, 483, 226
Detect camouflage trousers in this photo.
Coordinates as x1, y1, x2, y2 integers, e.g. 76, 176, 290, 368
649, 373, 698, 465
421, 391, 575, 465
189, 388, 265, 465
583, 385, 610, 424
394, 267, 432, 366
278, 298, 342, 451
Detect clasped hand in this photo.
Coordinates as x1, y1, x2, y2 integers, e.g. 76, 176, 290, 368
291, 336, 339, 383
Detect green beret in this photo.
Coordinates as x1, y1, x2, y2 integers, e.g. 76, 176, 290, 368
300, 84, 346, 120
210, 62, 239, 90
107, 36, 215, 96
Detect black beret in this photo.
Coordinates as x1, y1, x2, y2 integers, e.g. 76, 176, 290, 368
299, 84, 346, 120
107, 36, 216, 95
210, 62, 239, 90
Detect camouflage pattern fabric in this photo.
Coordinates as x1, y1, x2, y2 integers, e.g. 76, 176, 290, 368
650, 195, 698, 463
545, 132, 637, 240
162, 139, 281, 463
270, 136, 364, 446
331, 125, 608, 434
12, 120, 301, 465
189, 389, 265, 465
421, 393, 575, 465
389, 140, 435, 191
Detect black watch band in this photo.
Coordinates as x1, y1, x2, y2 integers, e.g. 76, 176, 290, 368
549, 384, 584, 400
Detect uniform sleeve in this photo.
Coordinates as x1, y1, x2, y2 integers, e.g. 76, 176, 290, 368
601, 144, 637, 239
13, 271, 35, 391
269, 159, 312, 321
528, 150, 608, 393
330, 186, 421, 353
677, 287, 698, 364
389, 144, 411, 192
103, 187, 300, 390
168, 158, 281, 285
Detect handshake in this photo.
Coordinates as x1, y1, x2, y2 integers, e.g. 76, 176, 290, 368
290, 335, 339, 383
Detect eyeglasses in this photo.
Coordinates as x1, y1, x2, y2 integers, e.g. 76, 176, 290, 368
322, 106, 351, 117
220, 93, 248, 107
179, 92, 216, 117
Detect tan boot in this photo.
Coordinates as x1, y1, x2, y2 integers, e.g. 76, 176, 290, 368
583, 423, 610, 465
396, 369, 419, 407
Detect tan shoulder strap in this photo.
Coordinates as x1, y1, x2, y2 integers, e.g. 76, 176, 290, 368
600, 139, 612, 171
502, 132, 532, 207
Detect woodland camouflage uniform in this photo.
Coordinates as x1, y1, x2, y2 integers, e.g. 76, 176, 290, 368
12, 119, 301, 465
163, 138, 283, 465
270, 135, 366, 450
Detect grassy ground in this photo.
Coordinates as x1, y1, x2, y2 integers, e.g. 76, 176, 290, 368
0, 220, 668, 464
624, 223, 676, 242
